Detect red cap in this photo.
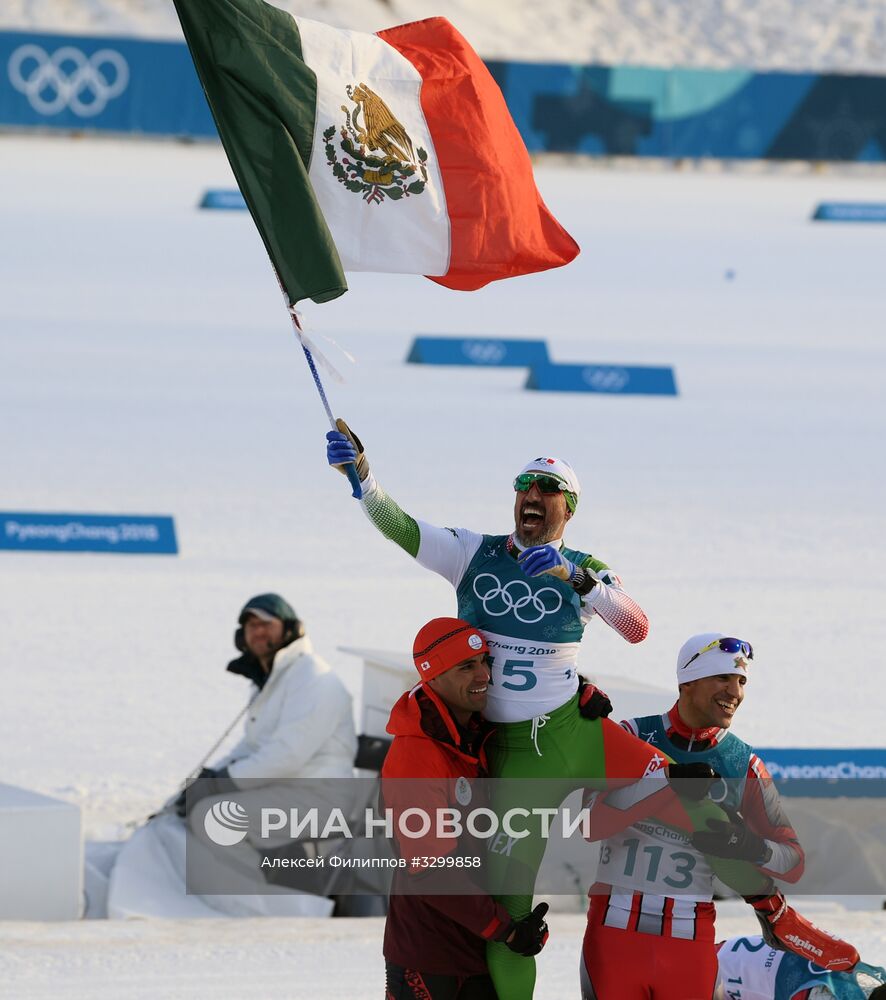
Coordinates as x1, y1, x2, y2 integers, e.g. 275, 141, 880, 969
412, 618, 488, 682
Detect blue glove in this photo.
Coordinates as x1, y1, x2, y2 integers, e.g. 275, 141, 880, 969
325, 418, 369, 498
326, 430, 357, 467
518, 544, 577, 582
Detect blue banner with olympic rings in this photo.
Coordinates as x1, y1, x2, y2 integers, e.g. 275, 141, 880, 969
0, 29, 215, 136
2, 28, 886, 162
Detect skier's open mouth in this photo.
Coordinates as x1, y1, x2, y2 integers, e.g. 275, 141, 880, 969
469, 686, 487, 696
714, 699, 737, 716
521, 504, 545, 529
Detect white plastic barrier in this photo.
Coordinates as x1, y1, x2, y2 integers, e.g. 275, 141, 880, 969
340, 646, 416, 738
0, 783, 82, 920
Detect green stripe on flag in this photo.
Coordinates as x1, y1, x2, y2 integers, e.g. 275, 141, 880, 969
173, 0, 347, 305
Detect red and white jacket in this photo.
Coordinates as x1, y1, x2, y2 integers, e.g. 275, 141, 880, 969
585, 704, 804, 941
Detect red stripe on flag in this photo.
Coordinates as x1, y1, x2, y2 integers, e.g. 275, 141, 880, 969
378, 18, 579, 290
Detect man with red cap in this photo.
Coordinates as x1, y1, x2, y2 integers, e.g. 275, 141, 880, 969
382, 616, 550, 1000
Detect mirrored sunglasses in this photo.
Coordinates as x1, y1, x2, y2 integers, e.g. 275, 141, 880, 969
513, 473, 568, 495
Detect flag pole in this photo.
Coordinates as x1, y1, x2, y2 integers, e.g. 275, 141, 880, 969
288, 307, 363, 500
269, 265, 363, 499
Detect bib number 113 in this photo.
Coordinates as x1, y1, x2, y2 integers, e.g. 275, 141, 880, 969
603, 838, 697, 890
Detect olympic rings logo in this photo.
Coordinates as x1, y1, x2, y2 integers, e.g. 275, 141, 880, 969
707, 778, 729, 804
8, 45, 129, 118
462, 341, 506, 365
582, 366, 630, 392
472, 573, 563, 624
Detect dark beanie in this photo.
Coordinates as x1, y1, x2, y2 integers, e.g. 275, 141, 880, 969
238, 593, 297, 625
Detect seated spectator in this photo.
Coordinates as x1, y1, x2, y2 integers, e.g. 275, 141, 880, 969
182, 592, 357, 845
106, 594, 356, 919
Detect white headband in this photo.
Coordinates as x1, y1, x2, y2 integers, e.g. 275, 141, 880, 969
518, 457, 581, 498
676, 632, 751, 684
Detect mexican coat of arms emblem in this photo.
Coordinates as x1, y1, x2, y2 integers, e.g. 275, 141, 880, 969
324, 83, 430, 205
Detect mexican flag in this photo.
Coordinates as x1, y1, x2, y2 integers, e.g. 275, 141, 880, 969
173, 0, 579, 305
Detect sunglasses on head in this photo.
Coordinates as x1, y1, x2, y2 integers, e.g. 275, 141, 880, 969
514, 473, 568, 495
681, 637, 754, 671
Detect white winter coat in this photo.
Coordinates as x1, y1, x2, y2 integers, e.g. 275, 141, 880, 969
220, 636, 357, 787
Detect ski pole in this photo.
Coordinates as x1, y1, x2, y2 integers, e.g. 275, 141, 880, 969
180, 699, 253, 786
127, 700, 253, 830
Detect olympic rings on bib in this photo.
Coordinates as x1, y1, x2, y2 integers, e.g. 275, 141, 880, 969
472, 573, 563, 624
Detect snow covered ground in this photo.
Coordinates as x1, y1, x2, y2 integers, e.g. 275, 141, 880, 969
1, 132, 885, 993
1, 904, 883, 1000
3, 0, 886, 73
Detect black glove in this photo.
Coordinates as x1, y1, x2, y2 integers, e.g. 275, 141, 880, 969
667, 762, 721, 802
690, 809, 772, 863
869, 986, 886, 1000
505, 902, 549, 957
177, 767, 238, 818
578, 678, 612, 720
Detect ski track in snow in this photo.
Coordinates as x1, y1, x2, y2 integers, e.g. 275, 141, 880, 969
3, 0, 886, 72
1, 133, 885, 991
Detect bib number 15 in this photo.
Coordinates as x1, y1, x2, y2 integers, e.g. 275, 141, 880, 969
488, 656, 537, 691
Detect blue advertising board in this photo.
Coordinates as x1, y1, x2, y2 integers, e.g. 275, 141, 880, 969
0, 512, 178, 555
526, 362, 678, 396
200, 189, 247, 210
756, 748, 886, 797
2, 29, 886, 162
813, 202, 886, 222
407, 337, 549, 367
489, 61, 886, 161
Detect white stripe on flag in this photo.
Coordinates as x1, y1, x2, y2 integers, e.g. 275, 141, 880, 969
296, 16, 450, 276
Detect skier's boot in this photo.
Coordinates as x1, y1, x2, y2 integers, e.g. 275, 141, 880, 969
745, 890, 859, 972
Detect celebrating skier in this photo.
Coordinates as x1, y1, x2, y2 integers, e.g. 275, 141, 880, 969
326, 424, 859, 997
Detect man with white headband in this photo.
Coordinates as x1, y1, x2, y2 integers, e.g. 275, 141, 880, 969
580, 633, 824, 1000
326, 427, 648, 719
326, 429, 860, 996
